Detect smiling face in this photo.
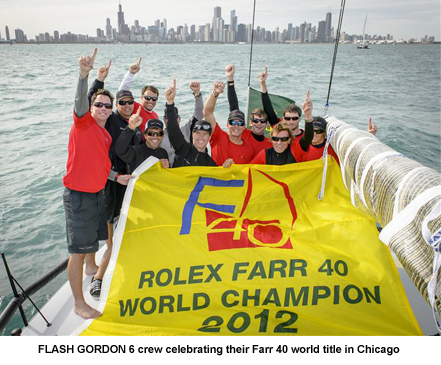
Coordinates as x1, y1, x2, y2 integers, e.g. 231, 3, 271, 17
283, 112, 301, 133
91, 94, 112, 125
312, 128, 326, 145
250, 114, 268, 135
271, 130, 292, 153
144, 127, 163, 149
117, 97, 135, 120
227, 120, 246, 138
141, 89, 158, 111
192, 130, 211, 152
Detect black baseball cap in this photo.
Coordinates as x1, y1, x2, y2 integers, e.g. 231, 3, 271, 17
313, 116, 327, 131
116, 90, 134, 102
193, 120, 212, 134
144, 119, 164, 132
228, 109, 246, 123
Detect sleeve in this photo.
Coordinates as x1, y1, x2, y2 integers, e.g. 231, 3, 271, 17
299, 121, 313, 151
261, 92, 279, 126
87, 79, 104, 106
114, 128, 137, 165
209, 123, 222, 148
74, 75, 89, 118
166, 103, 190, 156
193, 92, 204, 121
227, 82, 239, 111
250, 149, 267, 165
119, 71, 135, 91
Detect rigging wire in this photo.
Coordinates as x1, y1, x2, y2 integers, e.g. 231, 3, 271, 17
247, 0, 257, 87
325, 0, 347, 115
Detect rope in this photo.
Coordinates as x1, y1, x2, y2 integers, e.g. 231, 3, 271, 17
247, 0, 257, 87
325, 0, 347, 114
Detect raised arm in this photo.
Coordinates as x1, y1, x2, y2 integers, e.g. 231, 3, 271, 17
75, 48, 97, 117
299, 90, 314, 151
87, 60, 111, 105
367, 117, 377, 135
259, 67, 279, 126
114, 106, 143, 165
119, 57, 142, 91
226, 64, 239, 111
165, 79, 189, 155
203, 81, 225, 131
190, 81, 203, 121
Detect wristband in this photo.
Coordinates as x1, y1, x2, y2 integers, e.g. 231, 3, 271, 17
193, 92, 201, 97
212, 92, 219, 98
227, 81, 234, 85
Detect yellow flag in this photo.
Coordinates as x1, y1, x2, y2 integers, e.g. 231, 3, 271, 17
80, 158, 422, 335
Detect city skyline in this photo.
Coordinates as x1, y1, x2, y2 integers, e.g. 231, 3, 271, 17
0, 0, 439, 42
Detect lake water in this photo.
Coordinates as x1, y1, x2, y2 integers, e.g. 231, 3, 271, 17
0, 43, 440, 335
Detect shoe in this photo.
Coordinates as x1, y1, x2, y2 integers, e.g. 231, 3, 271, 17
89, 277, 102, 300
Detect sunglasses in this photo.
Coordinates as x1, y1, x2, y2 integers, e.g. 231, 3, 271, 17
93, 102, 113, 110
118, 100, 134, 106
193, 124, 211, 131
271, 136, 290, 142
228, 120, 245, 127
146, 131, 164, 137
284, 116, 300, 121
314, 129, 325, 134
252, 118, 267, 124
143, 95, 158, 101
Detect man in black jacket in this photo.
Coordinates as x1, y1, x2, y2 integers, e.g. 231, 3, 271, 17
115, 107, 170, 172
164, 79, 217, 168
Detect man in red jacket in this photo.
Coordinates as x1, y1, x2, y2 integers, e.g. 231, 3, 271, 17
63, 49, 126, 319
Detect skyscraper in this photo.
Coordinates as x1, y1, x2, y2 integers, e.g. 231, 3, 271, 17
214, 6, 221, 18
5, 26, 10, 41
117, 3, 125, 35
317, 21, 326, 43
106, 18, 112, 39
325, 12, 332, 42
230, 10, 238, 32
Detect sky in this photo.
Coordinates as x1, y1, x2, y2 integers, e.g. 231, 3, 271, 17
1, 0, 440, 41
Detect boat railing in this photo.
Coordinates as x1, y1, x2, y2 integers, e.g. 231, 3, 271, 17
0, 253, 68, 335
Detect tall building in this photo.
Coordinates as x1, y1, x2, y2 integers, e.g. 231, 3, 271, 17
317, 21, 326, 43
190, 24, 196, 41
299, 22, 306, 43
5, 26, 10, 41
230, 10, 238, 32
106, 18, 112, 39
214, 6, 221, 18
325, 12, 332, 42
54, 30, 60, 42
15, 28, 25, 43
237, 23, 246, 42
117, 3, 125, 35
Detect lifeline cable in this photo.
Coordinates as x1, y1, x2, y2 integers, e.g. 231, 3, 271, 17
325, 0, 347, 114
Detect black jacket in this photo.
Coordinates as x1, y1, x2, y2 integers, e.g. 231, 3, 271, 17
165, 103, 217, 168
88, 79, 143, 175
115, 128, 169, 173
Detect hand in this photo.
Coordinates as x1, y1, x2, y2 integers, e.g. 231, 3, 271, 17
129, 57, 142, 74
160, 159, 170, 169
128, 106, 142, 130
116, 174, 133, 186
97, 60, 111, 82
223, 158, 234, 168
189, 80, 200, 95
302, 90, 313, 121
165, 79, 176, 104
212, 81, 225, 97
258, 67, 268, 84
367, 117, 377, 135
225, 64, 235, 82
78, 48, 97, 78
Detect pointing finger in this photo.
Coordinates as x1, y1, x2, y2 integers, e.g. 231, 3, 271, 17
172, 78, 176, 90
368, 117, 372, 129
137, 57, 142, 65
107, 59, 112, 70
264, 66, 267, 75
90, 48, 97, 61
136, 106, 142, 116
306, 90, 310, 102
